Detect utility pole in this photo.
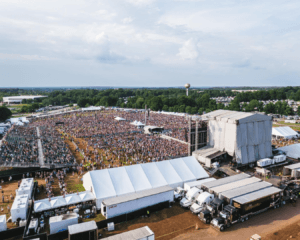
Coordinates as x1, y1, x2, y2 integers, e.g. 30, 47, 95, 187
188, 116, 191, 156
196, 120, 199, 151
145, 105, 147, 126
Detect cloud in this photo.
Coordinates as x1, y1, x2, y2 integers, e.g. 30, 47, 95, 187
122, 17, 133, 24
177, 39, 199, 60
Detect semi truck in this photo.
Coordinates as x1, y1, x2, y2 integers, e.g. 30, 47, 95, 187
279, 180, 300, 202
190, 192, 214, 214
198, 197, 225, 224
210, 187, 283, 231
180, 187, 202, 208
174, 187, 185, 201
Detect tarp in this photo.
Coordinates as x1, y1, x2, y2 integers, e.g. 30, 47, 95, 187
272, 126, 299, 139
279, 143, 300, 159
203, 110, 272, 165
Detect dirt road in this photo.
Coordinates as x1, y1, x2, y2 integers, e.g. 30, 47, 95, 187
173, 201, 300, 240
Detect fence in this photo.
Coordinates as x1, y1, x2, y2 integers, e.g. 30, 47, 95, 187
1, 226, 25, 240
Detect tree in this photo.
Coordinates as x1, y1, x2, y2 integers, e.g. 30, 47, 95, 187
162, 105, 169, 111
264, 103, 275, 114
0, 106, 12, 121
191, 107, 198, 114
150, 97, 163, 111
185, 106, 192, 113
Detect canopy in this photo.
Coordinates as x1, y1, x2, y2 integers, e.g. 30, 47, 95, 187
34, 191, 96, 213
114, 117, 126, 121
279, 143, 300, 159
272, 126, 298, 139
83, 156, 209, 208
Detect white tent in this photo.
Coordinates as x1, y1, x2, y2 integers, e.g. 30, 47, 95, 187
279, 143, 300, 159
114, 117, 126, 121
141, 163, 169, 188
83, 156, 209, 209
272, 126, 299, 139
34, 191, 96, 213
0, 215, 7, 232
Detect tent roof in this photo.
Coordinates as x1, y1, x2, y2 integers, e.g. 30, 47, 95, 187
34, 191, 96, 213
0, 215, 6, 223
272, 126, 298, 138
141, 163, 169, 188
279, 143, 300, 159
125, 165, 152, 192
83, 156, 209, 201
202, 110, 271, 124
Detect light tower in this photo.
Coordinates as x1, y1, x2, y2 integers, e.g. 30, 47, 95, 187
185, 83, 190, 96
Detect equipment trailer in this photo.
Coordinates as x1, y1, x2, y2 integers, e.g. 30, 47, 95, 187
210, 187, 283, 231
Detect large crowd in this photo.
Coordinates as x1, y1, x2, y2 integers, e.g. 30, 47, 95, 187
0, 110, 190, 167
0, 126, 39, 164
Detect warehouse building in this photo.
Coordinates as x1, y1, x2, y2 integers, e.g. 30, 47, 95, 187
83, 156, 209, 209
3, 95, 46, 104
194, 110, 273, 167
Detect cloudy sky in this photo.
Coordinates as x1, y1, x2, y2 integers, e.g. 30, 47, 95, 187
1, 0, 300, 87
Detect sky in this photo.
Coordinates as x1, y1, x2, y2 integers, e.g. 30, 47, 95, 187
1, 0, 300, 87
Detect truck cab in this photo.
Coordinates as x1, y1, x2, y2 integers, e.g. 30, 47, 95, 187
211, 205, 240, 231
198, 197, 225, 224
190, 192, 214, 214
174, 187, 185, 201
180, 187, 202, 208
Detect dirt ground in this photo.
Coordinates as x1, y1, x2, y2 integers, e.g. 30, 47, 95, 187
99, 203, 208, 240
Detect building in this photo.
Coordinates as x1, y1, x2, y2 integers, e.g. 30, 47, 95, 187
101, 226, 154, 240
3, 95, 46, 104
278, 143, 300, 160
194, 110, 272, 167
83, 156, 209, 209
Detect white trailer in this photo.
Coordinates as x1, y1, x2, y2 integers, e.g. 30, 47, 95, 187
201, 173, 250, 192
101, 186, 173, 219
11, 194, 29, 222
219, 181, 272, 204
0, 215, 7, 232
209, 177, 262, 197
180, 187, 202, 208
257, 158, 274, 167
184, 178, 216, 191
17, 178, 34, 199
101, 226, 155, 240
49, 213, 78, 234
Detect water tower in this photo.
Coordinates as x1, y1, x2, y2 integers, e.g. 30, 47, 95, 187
185, 83, 190, 96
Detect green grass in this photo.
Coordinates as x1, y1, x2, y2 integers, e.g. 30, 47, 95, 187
67, 183, 85, 193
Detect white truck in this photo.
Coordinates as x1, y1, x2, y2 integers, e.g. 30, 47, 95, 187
180, 187, 202, 208
190, 192, 214, 214
174, 187, 185, 201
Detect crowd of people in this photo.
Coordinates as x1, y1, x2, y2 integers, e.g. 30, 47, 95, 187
0, 110, 191, 168
0, 126, 39, 164
31, 110, 189, 166
39, 126, 76, 165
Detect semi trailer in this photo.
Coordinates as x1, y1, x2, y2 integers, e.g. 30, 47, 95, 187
279, 180, 300, 202
210, 187, 283, 231
201, 173, 250, 192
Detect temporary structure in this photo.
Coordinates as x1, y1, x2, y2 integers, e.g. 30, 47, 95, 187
11, 194, 29, 222
279, 143, 300, 159
83, 156, 209, 209
201, 110, 272, 166
114, 117, 126, 121
16, 178, 34, 199
0, 215, 7, 232
272, 126, 299, 139
34, 191, 96, 213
